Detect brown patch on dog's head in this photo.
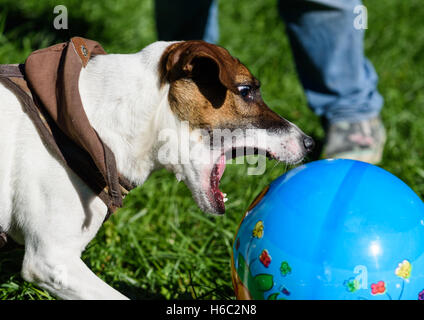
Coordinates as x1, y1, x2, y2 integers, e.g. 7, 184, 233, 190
159, 40, 291, 131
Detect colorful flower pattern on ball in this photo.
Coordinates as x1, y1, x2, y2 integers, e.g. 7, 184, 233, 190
419, 289, 424, 301
259, 249, 271, 267
371, 281, 386, 295
252, 221, 264, 239
395, 260, 412, 279
280, 261, 292, 277
343, 277, 360, 293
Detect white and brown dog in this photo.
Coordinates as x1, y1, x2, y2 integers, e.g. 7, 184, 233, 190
0, 40, 313, 299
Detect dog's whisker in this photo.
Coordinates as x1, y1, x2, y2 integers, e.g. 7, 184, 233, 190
270, 159, 280, 171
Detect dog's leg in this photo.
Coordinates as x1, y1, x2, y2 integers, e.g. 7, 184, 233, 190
21, 246, 128, 300
1, 82, 132, 300
15, 168, 129, 299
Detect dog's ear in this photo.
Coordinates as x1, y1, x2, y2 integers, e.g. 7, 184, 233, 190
160, 41, 239, 92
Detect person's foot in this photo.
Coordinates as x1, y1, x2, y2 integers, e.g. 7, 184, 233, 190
322, 116, 386, 164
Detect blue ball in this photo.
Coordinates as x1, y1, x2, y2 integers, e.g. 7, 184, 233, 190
232, 159, 424, 300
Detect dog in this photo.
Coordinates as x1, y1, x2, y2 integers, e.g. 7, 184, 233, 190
0, 40, 313, 299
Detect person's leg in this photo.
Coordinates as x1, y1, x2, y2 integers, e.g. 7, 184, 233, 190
155, 0, 219, 43
278, 0, 385, 163
203, 0, 219, 44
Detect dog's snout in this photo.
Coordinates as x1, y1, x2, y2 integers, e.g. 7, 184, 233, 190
303, 136, 315, 152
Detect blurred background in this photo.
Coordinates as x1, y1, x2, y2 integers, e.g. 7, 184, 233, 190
0, 0, 423, 299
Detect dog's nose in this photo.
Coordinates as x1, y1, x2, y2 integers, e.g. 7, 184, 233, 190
303, 136, 315, 151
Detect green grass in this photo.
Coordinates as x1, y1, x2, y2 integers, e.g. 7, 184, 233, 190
1, 0, 424, 299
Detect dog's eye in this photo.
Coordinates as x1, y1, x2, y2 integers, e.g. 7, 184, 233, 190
237, 85, 251, 97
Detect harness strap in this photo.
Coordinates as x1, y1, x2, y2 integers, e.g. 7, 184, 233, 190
0, 65, 135, 223
0, 64, 25, 78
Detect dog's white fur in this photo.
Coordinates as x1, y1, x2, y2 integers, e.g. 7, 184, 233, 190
0, 41, 307, 299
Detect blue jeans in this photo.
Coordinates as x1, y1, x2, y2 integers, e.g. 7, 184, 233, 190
155, 0, 383, 123
203, 0, 219, 44
278, 0, 383, 123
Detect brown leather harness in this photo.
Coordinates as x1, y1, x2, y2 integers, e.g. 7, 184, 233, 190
0, 38, 135, 248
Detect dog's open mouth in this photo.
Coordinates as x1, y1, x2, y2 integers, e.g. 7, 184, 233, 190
206, 147, 276, 214
190, 128, 310, 215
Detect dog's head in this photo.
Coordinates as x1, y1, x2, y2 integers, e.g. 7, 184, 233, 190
157, 40, 313, 215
